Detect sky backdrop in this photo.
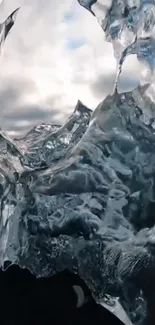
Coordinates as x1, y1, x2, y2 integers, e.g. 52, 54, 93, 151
0, 0, 141, 137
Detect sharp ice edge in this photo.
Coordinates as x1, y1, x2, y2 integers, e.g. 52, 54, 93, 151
0, 8, 20, 53
78, 0, 155, 85
101, 297, 133, 325
1, 1, 155, 325
1, 88, 155, 325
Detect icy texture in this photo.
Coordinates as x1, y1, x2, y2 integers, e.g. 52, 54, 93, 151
1, 1, 155, 325
78, 0, 155, 84
101, 297, 133, 325
0, 8, 20, 52
1, 87, 155, 324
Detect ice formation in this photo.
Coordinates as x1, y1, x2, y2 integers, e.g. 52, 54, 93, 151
78, 0, 155, 85
0, 8, 19, 52
1, 1, 155, 324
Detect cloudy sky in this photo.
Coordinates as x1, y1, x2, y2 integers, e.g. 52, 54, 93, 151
0, 0, 141, 137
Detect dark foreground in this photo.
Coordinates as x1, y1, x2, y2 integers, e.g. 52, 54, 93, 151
0, 265, 125, 325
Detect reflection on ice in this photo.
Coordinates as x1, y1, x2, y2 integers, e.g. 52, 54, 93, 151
1, 1, 155, 324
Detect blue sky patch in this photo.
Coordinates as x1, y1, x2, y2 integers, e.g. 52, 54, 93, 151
66, 38, 85, 50
64, 12, 75, 22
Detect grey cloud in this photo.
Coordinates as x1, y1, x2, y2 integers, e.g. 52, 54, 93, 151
90, 73, 139, 99
0, 77, 61, 132
0, 85, 20, 113
3, 104, 58, 134
0, 77, 37, 113
45, 94, 75, 118
90, 73, 115, 97
0, 0, 128, 136
4, 106, 56, 121
72, 74, 88, 85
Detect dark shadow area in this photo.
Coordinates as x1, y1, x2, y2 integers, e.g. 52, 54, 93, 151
0, 264, 125, 325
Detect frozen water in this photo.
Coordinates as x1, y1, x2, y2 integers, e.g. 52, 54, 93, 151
78, 0, 155, 86
0, 8, 20, 53
1, 85, 155, 324
1, 1, 155, 325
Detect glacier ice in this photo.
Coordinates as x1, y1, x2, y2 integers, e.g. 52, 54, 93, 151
1, 87, 155, 324
1, 1, 155, 325
0, 8, 20, 53
78, 0, 155, 85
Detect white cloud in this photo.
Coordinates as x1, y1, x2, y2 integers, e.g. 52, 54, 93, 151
0, 0, 140, 136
